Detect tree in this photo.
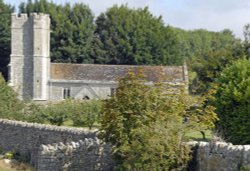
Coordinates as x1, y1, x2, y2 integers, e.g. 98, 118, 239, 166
19, 0, 95, 63
186, 30, 243, 94
243, 24, 250, 59
92, 5, 182, 66
99, 70, 218, 170
0, 0, 14, 80
0, 74, 24, 119
213, 58, 250, 144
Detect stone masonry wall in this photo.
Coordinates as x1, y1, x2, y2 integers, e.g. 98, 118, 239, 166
189, 141, 250, 171
0, 119, 250, 171
0, 119, 96, 165
37, 138, 113, 171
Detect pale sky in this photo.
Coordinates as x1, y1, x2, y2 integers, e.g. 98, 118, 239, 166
4, 0, 250, 39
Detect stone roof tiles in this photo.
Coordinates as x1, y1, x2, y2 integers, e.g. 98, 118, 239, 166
51, 63, 186, 83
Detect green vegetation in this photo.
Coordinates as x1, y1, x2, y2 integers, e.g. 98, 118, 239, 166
213, 58, 250, 144
4, 152, 14, 160
0, 74, 24, 120
92, 5, 182, 65
0, 0, 13, 80
71, 100, 102, 129
20, 99, 102, 128
176, 28, 243, 94
185, 130, 212, 141
99, 70, 217, 170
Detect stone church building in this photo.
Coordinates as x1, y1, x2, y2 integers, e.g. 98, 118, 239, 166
8, 13, 188, 102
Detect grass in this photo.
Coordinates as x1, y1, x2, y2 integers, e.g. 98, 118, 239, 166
185, 130, 212, 141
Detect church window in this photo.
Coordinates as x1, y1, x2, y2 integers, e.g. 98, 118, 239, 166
63, 87, 71, 99
110, 88, 116, 97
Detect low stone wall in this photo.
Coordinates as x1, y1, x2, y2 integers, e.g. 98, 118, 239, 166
37, 138, 113, 171
190, 141, 250, 171
0, 119, 96, 165
0, 119, 250, 171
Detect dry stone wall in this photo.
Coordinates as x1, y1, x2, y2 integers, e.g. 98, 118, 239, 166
0, 119, 250, 171
189, 141, 250, 171
0, 119, 96, 165
37, 138, 113, 171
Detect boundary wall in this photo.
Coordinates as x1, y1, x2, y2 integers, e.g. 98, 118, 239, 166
37, 138, 113, 171
0, 119, 249, 171
0, 119, 98, 165
188, 141, 250, 171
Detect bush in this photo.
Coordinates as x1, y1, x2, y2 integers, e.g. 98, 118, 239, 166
213, 58, 250, 144
5, 151, 14, 160
21, 103, 47, 123
71, 100, 102, 129
99, 70, 217, 170
41, 99, 102, 127
0, 74, 24, 120
43, 100, 73, 126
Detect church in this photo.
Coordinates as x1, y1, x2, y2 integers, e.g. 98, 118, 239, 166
8, 13, 188, 102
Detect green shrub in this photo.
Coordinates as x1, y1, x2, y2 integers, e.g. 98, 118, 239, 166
213, 58, 250, 144
71, 100, 102, 129
21, 103, 47, 124
5, 151, 14, 160
43, 100, 73, 126
0, 74, 24, 120
41, 99, 102, 128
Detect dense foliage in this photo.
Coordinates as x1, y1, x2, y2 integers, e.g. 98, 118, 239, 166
21, 99, 102, 128
176, 28, 243, 94
0, 0, 13, 80
213, 58, 250, 144
99, 70, 218, 170
71, 100, 102, 129
92, 5, 182, 65
0, 74, 24, 119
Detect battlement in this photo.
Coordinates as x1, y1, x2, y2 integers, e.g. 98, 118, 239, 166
11, 13, 49, 19
30, 13, 50, 20
11, 13, 50, 29
11, 13, 28, 20
11, 13, 50, 24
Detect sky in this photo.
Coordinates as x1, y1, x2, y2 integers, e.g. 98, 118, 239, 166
4, 0, 250, 39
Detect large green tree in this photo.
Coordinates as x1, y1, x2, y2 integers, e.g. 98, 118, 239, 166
0, 0, 14, 80
99, 70, 218, 170
213, 58, 250, 144
176, 28, 243, 94
92, 5, 182, 66
19, 0, 95, 63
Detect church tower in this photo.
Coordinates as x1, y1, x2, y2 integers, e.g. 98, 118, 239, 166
9, 13, 50, 101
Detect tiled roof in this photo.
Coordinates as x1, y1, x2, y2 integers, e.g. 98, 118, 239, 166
51, 63, 186, 83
